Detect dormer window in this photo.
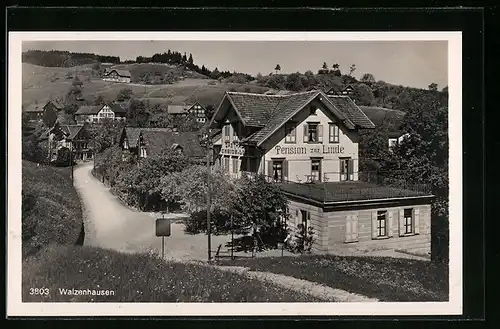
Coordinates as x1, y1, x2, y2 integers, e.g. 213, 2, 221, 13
140, 146, 147, 158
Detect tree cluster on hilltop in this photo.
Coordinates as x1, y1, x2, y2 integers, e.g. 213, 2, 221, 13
22, 50, 120, 67
255, 63, 447, 111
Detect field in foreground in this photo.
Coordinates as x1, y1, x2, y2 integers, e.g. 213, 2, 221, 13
22, 245, 322, 302
219, 255, 448, 302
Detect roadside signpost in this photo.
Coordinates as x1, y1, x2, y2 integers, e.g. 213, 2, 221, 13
155, 213, 171, 260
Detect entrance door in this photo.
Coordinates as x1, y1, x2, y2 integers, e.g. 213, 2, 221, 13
272, 160, 283, 182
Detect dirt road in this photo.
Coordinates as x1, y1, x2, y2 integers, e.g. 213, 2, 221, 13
73, 163, 234, 261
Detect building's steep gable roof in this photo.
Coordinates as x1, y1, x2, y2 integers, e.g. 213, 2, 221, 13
168, 105, 190, 115
45, 100, 64, 110
107, 102, 128, 114
24, 104, 45, 113
127, 128, 205, 158
211, 89, 375, 146
75, 105, 101, 115
326, 96, 375, 129
61, 125, 84, 140
241, 91, 320, 144
105, 69, 131, 78
123, 127, 143, 147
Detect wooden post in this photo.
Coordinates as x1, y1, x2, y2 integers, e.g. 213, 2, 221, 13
161, 236, 165, 260
231, 214, 234, 260
206, 133, 212, 262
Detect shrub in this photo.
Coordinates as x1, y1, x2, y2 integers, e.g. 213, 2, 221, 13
21, 161, 83, 258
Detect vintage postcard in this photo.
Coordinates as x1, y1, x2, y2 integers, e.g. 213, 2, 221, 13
8, 31, 462, 316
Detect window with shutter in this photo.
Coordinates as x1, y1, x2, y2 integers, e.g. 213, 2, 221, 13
303, 125, 309, 143
348, 159, 354, 180
371, 211, 378, 239
388, 211, 394, 237
283, 160, 289, 181
352, 213, 359, 241
317, 125, 323, 143
345, 214, 352, 243
399, 209, 405, 236
414, 208, 420, 234
267, 161, 273, 178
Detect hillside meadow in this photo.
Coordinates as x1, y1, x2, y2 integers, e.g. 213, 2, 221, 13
22, 63, 269, 108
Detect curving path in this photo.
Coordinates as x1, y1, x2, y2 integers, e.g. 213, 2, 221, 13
73, 163, 233, 261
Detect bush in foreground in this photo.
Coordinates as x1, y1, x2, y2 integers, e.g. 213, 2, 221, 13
220, 255, 449, 302
23, 245, 321, 302
21, 161, 83, 257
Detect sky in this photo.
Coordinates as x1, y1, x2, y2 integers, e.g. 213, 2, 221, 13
23, 40, 448, 89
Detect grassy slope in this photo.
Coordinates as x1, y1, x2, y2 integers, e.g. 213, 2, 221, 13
358, 106, 405, 127
22, 63, 269, 108
220, 255, 448, 302
23, 245, 322, 302
22, 160, 83, 257
112, 62, 208, 81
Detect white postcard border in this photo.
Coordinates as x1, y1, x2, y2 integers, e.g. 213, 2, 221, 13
8, 31, 462, 317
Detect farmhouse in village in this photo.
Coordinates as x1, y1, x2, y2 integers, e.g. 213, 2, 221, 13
167, 101, 209, 123
75, 103, 128, 124
41, 123, 93, 162
118, 127, 206, 162
209, 90, 434, 256
388, 131, 411, 150
102, 69, 132, 83
325, 85, 355, 97
23, 100, 64, 122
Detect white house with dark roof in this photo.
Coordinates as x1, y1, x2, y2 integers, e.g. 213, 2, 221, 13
75, 103, 128, 124
167, 102, 208, 123
102, 69, 131, 83
209, 90, 434, 257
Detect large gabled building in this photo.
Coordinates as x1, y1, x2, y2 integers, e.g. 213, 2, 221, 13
208, 90, 434, 257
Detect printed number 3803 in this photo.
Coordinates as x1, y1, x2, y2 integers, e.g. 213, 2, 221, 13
30, 288, 50, 295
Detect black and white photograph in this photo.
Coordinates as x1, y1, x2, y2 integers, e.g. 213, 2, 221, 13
8, 32, 462, 316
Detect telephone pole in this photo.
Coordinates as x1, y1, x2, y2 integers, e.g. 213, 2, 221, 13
206, 130, 212, 262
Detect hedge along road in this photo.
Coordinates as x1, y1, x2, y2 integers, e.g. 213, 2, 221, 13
73, 163, 234, 261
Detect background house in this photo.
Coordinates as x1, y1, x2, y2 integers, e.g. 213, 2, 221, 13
167, 102, 208, 123
388, 131, 410, 150
119, 127, 206, 162
41, 123, 93, 162
102, 69, 131, 83
23, 100, 63, 122
75, 103, 128, 124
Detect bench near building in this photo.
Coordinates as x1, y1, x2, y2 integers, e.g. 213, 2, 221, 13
209, 90, 434, 257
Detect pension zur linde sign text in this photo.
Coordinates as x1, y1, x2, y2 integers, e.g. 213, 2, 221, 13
274, 145, 344, 155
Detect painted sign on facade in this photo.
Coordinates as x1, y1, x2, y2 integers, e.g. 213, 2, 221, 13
275, 144, 345, 156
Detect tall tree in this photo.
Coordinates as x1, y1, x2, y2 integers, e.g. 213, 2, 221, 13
349, 64, 357, 76
428, 82, 439, 91
188, 53, 194, 65
274, 64, 281, 75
